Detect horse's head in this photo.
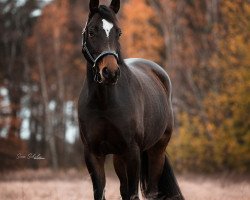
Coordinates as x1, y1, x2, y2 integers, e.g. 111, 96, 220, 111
82, 0, 122, 84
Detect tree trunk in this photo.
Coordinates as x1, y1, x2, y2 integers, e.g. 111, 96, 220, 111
37, 41, 58, 170
54, 29, 66, 167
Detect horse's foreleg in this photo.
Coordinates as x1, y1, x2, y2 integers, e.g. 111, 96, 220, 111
113, 155, 128, 200
123, 144, 140, 200
84, 147, 106, 200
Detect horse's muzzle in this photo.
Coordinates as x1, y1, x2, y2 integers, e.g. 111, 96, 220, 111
98, 54, 120, 84
102, 66, 120, 84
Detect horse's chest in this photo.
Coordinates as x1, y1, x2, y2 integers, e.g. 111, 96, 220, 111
81, 110, 133, 155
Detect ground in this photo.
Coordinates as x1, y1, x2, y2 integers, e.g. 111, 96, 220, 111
0, 169, 249, 200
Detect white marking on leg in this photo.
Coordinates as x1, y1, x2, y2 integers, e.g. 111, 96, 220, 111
102, 19, 113, 38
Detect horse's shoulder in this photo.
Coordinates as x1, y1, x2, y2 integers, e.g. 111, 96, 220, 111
124, 58, 172, 96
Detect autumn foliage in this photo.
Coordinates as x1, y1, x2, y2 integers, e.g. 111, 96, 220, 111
166, 1, 250, 173
0, 0, 249, 173
121, 0, 164, 64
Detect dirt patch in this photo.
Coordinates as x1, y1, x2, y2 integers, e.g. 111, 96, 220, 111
0, 170, 249, 200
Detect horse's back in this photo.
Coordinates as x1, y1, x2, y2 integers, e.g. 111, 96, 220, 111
125, 58, 172, 99
125, 58, 173, 149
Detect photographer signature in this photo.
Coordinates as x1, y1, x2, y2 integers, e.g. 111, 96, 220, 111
16, 153, 45, 160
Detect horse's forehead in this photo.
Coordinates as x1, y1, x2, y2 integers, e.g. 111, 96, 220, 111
102, 19, 113, 37
88, 14, 114, 37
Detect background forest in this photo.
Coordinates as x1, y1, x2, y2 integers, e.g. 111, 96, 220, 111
0, 0, 249, 174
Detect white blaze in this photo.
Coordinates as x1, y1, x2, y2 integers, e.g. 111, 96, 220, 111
102, 19, 113, 38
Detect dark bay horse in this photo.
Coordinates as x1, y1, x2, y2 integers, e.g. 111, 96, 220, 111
78, 0, 184, 199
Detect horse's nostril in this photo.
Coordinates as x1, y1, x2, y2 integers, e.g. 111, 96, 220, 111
116, 67, 120, 77
102, 67, 120, 83
102, 67, 110, 79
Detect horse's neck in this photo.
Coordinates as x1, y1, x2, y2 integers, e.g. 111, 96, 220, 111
86, 63, 117, 109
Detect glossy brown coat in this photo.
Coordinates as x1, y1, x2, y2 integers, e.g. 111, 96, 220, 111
78, 1, 184, 200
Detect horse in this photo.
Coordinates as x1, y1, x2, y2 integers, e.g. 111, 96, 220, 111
78, 0, 184, 199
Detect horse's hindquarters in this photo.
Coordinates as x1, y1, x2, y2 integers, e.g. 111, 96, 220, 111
126, 58, 173, 150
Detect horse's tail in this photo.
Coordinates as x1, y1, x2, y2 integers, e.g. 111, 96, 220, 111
158, 156, 184, 199
140, 152, 184, 199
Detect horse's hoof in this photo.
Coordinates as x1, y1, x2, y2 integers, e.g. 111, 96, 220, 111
130, 195, 140, 200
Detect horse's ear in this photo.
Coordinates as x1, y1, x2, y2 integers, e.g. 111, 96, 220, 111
89, 0, 99, 13
110, 0, 120, 14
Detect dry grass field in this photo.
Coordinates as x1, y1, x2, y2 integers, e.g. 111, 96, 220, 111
0, 169, 249, 200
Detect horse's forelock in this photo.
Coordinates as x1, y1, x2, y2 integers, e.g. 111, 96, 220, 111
98, 5, 116, 22
89, 5, 116, 24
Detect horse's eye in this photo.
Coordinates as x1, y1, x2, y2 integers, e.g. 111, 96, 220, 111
88, 30, 95, 38
117, 29, 122, 37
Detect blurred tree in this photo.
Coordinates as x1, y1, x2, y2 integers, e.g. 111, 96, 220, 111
121, 0, 165, 65
27, 0, 72, 170
0, 0, 40, 170
26, 0, 86, 169
1, 0, 249, 173
167, 0, 250, 173
0, 0, 39, 138
150, 0, 219, 129
205, 1, 250, 172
